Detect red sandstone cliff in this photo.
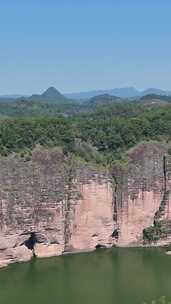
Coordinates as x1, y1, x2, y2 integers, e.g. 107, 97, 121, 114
0, 142, 171, 268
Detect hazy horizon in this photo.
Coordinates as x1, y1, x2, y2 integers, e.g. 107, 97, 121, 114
1, 1, 171, 95
1, 86, 171, 97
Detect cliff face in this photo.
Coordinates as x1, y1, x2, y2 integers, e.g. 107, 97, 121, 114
0, 142, 171, 267
0, 148, 115, 267
113, 143, 168, 246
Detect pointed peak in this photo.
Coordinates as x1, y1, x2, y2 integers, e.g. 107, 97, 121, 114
42, 87, 62, 97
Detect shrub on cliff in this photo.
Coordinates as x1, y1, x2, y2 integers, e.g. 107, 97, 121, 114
142, 296, 171, 304
168, 147, 171, 155
143, 221, 168, 243
73, 140, 104, 164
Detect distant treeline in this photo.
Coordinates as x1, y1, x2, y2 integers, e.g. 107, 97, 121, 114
0, 100, 80, 118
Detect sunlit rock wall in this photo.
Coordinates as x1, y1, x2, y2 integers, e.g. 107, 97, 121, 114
0, 148, 115, 267
0, 142, 171, 268
113, 142, 168, 246
67, 179, 114, 251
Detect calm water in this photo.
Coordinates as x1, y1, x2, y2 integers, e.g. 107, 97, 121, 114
0, 248, 171, 304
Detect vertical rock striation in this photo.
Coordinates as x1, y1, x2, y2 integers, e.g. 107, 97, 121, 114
0, 147, 115, 266
112, 142, 167, 246
0, 142, 171, 267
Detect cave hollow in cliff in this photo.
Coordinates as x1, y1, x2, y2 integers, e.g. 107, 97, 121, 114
95, 244, 106, 249
24, 232, 37, 250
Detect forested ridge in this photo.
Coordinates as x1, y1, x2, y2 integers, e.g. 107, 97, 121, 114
0, 100, 171, 163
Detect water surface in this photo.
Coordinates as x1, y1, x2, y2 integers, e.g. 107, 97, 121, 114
0, 248, 171, 304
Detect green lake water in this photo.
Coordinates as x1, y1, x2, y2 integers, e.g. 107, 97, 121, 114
0, 248, 171, 304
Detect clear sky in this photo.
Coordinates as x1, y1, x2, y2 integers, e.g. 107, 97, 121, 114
0, 0, 171, 95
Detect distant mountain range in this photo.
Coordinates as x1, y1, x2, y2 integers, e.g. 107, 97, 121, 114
1, 87, 171, 103
65, 87, 171, 100
0, 94, 25, 99
0, 87, 71, 104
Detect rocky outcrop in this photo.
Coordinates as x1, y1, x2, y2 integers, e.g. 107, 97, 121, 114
143, 155, 171, 246
0, 142, 171, 267
34, 243, 63, 258
113, 142, 170, 246
0, 147, 115, 267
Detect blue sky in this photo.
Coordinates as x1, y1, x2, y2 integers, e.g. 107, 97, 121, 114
0, 0, 171, 94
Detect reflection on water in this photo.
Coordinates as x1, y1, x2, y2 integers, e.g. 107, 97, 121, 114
0, 248, 171, 304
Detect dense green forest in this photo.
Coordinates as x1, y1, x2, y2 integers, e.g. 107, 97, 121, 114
0, 100, 80, 117
73, 104, 171, 161
0, 99, 170, 163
